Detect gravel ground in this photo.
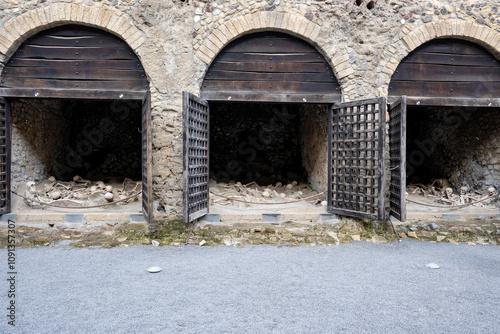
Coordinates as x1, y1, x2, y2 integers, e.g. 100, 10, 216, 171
2, 240, 499, 333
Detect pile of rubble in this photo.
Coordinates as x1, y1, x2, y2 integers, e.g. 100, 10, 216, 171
209, 179, 326, 207
407, 178, 499, 207
23, 176, 141, 208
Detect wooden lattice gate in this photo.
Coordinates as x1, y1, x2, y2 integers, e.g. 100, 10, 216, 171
0, 98, 11, 215
183, 92, 210, 223
388, 96, 407, 222
328, 98, 387, 221
141, 91, 153, 223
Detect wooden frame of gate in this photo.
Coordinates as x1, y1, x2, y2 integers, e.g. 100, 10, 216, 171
0, 25, 153, 223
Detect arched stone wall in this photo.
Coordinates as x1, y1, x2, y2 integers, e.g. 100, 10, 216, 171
0, 3, 148, 72
195, 12, 354, 88
379, 20, 500, 97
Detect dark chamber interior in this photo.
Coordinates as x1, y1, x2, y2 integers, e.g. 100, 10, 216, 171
210, 102, 307, 186
11, 98, 142, 182
406, 105, 500, 191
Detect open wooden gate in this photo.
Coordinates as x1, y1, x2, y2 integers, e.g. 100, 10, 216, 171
142, 91, 153, 223
183, 92, 210, 223
0, 98, 11, 215
388, 96, 407, 222
328, 98, 387, 221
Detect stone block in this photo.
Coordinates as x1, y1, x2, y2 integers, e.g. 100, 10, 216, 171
442, 213, 461, 220
130, 214, 146, 222
41, 214, 65, 222
319, 213, 339, 221
64, 214, 84, 223
0, 214, 17, 222
200, 213, 221, 223
108, 213, 130, 221
85, 213, 108, 222
262, 213, 281, 223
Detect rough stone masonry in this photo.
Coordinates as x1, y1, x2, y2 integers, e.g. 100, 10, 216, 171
0, 0, 500, 222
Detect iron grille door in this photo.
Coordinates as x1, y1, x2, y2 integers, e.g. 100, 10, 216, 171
0, 97, 11, 215
142, 91, 153, 223
183, 92, 209, 223
389, 96, 407, 222
328, 97, 387, 221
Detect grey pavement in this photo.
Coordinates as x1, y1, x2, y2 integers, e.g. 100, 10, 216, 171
2, 240, 500, 333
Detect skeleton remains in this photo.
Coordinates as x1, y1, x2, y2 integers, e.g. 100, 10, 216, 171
407, 178, 499, 207
23, 176, 141, 208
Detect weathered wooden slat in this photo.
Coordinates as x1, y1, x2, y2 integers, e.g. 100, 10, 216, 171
220, 52, 328, 63
200, 90, 340, 103
400, 96, 500, 107
203, 80, 337, 93
0, 77, 148, 90
205, 70, 337, 83
27, 34, 125, 48
210, 61, 332, 73
141, 91, 153, 224
388, 96, 407, 222
223, 35, 317, 53
418, 40, 488, 55
403, 52, 498, 67
0, 87, 147, 100
3, 66, 146, 81
43, 26, 105, 36
389, 80, 500, 98
7, 58, 142, 70
392, 63, 500, 82
15, 45, 137, 60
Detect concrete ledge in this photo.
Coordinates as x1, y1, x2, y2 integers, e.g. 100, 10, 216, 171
262, 213, 281, 223
442, 213, 461, 220
64, 214, 84, 223
0, 214, 17, 222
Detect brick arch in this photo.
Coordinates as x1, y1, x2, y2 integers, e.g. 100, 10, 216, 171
379, 19, 500, 95
195, 12, 354, 83
0, 3, 148, 63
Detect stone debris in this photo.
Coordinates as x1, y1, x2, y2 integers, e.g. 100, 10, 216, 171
426, 263, 440, 269
23, 176, 141, 208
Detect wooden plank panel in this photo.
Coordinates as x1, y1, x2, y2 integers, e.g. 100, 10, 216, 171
15, 45, 137, 60
201, 31, 340, 101
403, 52, 498, 67
7, 58, 142, 70
0, 77, 149, 90
220, 52, 327, 63
392, 63, 500, 82
3, 66, 146, 81
389, 80, 500, 98
211, 61, 331, 73
203, 80, 338, 93
206, 70, 337, 83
